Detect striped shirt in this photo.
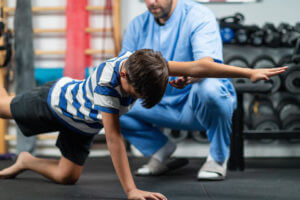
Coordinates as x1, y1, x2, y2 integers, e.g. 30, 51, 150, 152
47, 52, 135, 135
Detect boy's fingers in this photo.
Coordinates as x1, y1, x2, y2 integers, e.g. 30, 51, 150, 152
268, 70, 285, 76
148, 194, 159, 200
153, 193, 167, 200
270, 66, 288, 72
264, 75, 269, 81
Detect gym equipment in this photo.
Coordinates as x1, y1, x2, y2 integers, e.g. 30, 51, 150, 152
163, 128, 188, 143
277, 23, 294, 47
219, 13, 245, 26
0, 153, 16, 160
277, 96, 300, 122
249, 25, 264, 46
235, 27, 248, 45
64, 0, 91, 79
219, 13, 245, 44
276, 96, 300, 141
235, 25, 259, 45
283, 114, 300, 143
295, 22, 300, 33
190, 131, 209, 143
249, 96, 280, 143
262, 23, 281, 47
278, 54, 293, 66
292, 36, 300, 63
220, 27, 235, 43
14, 0, 37, 153
252, 55, 281, 93
0, 22, 12, 68
283, 65, 300, 93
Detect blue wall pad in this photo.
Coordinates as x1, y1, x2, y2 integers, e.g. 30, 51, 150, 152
35, 67, 95, 85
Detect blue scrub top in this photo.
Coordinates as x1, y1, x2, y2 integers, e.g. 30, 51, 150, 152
120, 0, 223, 103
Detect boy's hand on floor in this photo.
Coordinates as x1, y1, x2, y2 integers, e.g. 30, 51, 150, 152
127, 188, 167, 200
250, 66, 288, 82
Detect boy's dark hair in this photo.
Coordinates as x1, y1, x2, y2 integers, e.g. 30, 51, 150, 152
124, 49, 169, 108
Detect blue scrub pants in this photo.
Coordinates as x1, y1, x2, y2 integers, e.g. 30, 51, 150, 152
120, 78, 237, 163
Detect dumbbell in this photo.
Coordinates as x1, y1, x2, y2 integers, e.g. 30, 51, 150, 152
292, 37, 300, 63
295, 22, 300, 33
219, 12, 245, 25
190, 131, 209, 143
235, 25, 260, 45
283, 114, 300, 143
163, 128, 188, 143
219, 13, 245, 44
282, 65, 300, 94
277, 96, 300, 122
235, 27, 249, 45
278, 54, 293, 67
262, 23, 281, 47
249, 96, 280, 143
252, 55, 281, 93
277, 23, 294, 47
220, 27, 235, 43
277, 96, 300, 143
225, 56, 251, 86
249, 25, 264, 46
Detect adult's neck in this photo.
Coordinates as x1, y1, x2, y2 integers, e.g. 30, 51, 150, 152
158, 0, 178, 25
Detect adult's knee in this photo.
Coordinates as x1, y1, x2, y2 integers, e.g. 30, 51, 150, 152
120, 114, 146, 132
191, 80, 234, 117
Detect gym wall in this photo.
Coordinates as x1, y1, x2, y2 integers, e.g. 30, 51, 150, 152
121, 0, 300, 35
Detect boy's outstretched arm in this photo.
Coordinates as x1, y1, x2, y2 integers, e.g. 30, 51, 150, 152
168, 57, 288, 82
101, 112, 167, 200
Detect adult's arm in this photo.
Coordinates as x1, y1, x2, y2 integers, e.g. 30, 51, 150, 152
102, 112, 166, 200
168, 57, 287, 83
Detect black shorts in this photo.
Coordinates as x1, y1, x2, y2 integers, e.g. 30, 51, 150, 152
10, 81, 95, 165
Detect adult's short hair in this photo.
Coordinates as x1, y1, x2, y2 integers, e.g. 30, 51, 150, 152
124, 49, 169, 108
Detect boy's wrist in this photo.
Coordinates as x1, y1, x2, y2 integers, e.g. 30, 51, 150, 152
246, 68, 253, 79
125, 187, 138, 195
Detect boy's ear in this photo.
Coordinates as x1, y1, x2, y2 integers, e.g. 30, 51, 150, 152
120, 71, 127, 78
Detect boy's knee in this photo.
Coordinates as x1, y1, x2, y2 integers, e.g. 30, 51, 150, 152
59, 175, 79, 185
57, 172, 80, 185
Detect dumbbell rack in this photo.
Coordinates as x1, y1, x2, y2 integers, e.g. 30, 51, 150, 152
229, 92, 300, 170
226, 44, 300, 170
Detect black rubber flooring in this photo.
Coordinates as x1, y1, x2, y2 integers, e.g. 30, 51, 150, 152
1, 156, 300, 200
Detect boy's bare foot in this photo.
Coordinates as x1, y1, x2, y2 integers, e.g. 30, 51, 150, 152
0, 152, 31, 179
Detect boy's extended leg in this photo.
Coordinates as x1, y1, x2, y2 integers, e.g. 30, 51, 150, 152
0, 152, 83, 185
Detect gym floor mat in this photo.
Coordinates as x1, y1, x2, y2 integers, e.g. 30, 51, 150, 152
1, 157, 300, 200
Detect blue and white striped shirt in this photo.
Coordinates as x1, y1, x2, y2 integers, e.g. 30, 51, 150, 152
47, 52, 135, 135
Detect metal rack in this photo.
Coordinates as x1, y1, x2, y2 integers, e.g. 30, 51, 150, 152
229, 81, 300, 171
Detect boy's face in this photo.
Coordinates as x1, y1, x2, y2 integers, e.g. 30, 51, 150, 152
120, 63, 140, 99
121, 78, 139, 99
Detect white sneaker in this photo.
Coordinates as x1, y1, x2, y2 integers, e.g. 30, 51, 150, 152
135, 157, 189, 176
197, 155, 228, 181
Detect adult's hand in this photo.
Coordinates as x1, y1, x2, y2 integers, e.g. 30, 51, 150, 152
250, 66, 288, 82
169, 76, 193, 89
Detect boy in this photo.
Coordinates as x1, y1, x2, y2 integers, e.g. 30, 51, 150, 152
0, 49, 286, 200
